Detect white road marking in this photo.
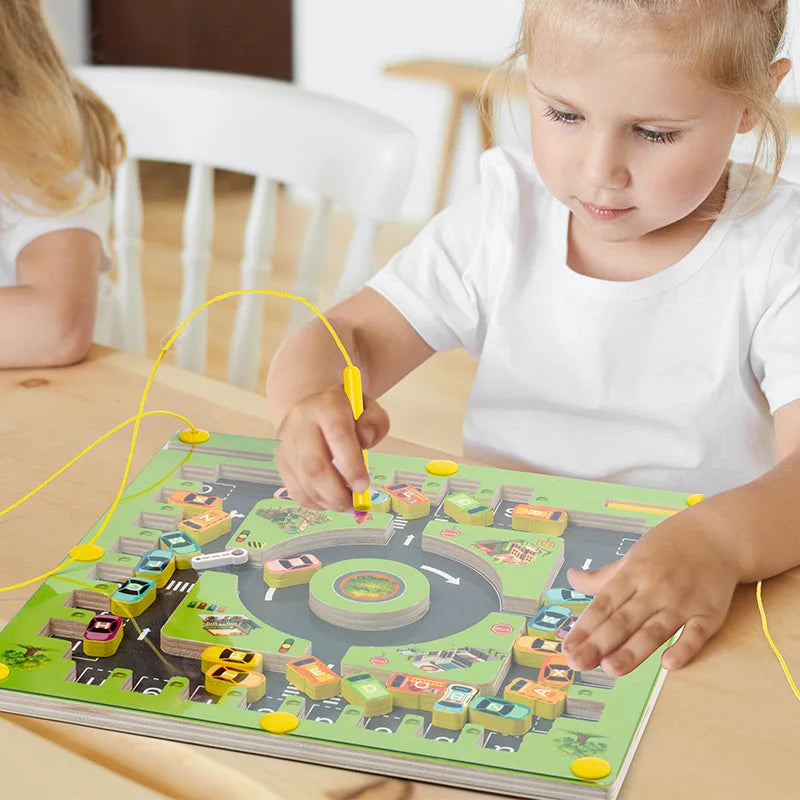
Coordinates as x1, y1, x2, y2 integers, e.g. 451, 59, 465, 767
165, 580, 176, 591
137, 627, 151, 641
420, 565, 461, 585
616, 538, 636, 557
403, 535, 415, 546
582, 558, 592, 570
265, 587, 276, 601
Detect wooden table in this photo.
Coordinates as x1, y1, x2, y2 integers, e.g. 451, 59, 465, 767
2, 346, 799, 799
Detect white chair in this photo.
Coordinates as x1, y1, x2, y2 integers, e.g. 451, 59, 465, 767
75, 66, 415, 389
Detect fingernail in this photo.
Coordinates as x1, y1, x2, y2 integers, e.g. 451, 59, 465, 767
352, 479, 369, 493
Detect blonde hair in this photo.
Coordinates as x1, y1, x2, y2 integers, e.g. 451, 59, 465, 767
504, 0, 790, 215
0, 0, 124, 214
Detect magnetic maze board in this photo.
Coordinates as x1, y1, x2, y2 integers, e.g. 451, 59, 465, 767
0, 432, 692, 800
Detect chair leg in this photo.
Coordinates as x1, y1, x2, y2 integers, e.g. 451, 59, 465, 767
288, 196, 333, 332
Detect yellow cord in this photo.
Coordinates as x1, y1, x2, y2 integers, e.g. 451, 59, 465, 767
0, 410, 193, 521
756, 580, 800, 702
126, 615, 181, 675
0, 290, 355, 595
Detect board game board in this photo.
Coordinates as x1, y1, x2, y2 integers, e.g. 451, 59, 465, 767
0, 432, 693, 800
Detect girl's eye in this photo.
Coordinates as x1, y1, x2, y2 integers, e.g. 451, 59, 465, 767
543, 105, 681, 145
543, 106, 580, 124
637, 128, 679, 145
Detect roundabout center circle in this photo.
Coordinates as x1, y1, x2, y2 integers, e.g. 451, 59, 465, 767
334, 570, 406, 602
310, 559, 430, 631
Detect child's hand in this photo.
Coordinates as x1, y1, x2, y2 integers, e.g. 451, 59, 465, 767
274, 386, 390, 512
562, 509, 742, 676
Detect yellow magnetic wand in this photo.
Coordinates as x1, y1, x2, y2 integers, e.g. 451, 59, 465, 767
342, 364, 371, 512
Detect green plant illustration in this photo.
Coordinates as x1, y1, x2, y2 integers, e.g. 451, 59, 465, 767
1, 644, 56, 671
552, 730, 609, 757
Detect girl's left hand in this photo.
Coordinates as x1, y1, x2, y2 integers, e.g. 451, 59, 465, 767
562, 509, 743, 676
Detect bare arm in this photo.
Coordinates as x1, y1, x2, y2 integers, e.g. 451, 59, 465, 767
693, 398, 800, 582
265, 287, 434, 511
266, 287, 434, 428
0, 229, 102, 368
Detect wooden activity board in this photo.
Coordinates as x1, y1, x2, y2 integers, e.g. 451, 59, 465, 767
0, 433, 691, 799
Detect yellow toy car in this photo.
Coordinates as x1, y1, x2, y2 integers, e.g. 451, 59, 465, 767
204, 664, 266, 703
200, 645, 263, 675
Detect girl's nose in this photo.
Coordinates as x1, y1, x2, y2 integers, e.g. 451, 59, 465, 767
583, 136, 630, 190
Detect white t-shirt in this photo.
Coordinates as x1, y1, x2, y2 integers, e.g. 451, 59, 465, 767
0, 190, 118, 344
368, 147, 800, 495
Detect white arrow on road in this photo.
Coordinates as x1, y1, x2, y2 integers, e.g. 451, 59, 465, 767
265, 587, 276, 601
137, 627, 151, 641
421, 565, 461, 585
404, 535, 415, 546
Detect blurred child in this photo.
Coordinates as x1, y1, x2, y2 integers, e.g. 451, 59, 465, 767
266, 1, 800, 676
0, 0, 123, 368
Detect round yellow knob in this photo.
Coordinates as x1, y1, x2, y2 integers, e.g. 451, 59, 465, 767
260, 711, 299, 734
570, 757, 611, 781
69, 544, 104, 562
178, 429, 210, 444
426, 459, 459, 477
686, 493, 705, 506
0, 664, 10, 681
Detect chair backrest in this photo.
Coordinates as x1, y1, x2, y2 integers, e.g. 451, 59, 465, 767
75, 65, 415, 388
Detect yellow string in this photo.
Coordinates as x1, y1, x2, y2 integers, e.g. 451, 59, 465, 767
126, 615, 181, 675
0, 289, 354, 595
0, 410, 193, 521
756, 580, 800, 701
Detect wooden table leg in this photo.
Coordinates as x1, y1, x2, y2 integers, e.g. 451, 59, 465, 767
435, 91, 465, 213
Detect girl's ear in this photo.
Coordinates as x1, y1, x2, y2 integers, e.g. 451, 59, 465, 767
738, 58, 792, 134
738, 111, 755, 134
769, 57, 792, 93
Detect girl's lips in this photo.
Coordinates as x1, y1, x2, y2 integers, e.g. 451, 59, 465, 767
580, 201, 634, 221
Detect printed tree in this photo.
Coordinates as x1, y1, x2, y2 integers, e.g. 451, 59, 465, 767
342, 575, 398, 597
0, 644, 57, 671
552, 730, 609, 758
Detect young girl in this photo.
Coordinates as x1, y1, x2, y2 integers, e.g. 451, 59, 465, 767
266, 0, 800, 678
0, 0, 124, 369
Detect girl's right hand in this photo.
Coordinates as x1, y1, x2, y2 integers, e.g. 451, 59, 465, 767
274, 386, 390, 512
